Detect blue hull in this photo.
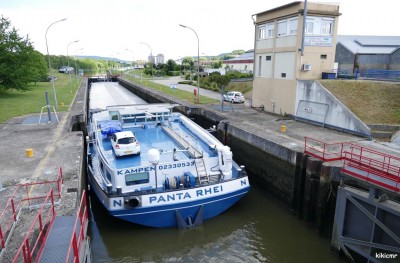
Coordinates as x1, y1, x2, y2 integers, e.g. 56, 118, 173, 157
110, 187, 249, 228
88, 169, 249, 228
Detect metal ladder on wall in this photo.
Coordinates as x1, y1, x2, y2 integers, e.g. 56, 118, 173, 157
195, 158, 209, 184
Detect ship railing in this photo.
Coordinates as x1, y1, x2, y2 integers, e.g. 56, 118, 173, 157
0, 167, 63, 251
65, 190, 89, 263
12, 189, 56, 263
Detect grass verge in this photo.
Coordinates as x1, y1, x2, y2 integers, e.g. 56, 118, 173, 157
0, 72, 82, 123
320, 79, 400, 124
122, 74, 219, 104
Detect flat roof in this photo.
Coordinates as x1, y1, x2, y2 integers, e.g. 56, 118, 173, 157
337, 35, 400, 54
253, 1, 302, 16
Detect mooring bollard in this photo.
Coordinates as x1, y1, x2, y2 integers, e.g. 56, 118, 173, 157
26, 148, 33, 157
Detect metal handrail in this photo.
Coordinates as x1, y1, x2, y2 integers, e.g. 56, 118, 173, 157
343, 151, 400, 180
65, 190, 89, 263
12, 189, 56, 263
304, 136, 348, 161
0, 167, 63, 250
304, 137, 400, 192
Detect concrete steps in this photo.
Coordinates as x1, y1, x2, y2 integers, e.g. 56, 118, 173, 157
368, 124, 400, 141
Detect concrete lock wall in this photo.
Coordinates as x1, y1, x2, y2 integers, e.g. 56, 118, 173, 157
295, 80, 371, 138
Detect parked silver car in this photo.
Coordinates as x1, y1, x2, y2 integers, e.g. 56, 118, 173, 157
58, 66, 74, 74
223, 91, 245, 103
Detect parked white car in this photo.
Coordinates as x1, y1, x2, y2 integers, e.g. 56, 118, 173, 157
111, 131, 140, 157
223, 91, 245, 103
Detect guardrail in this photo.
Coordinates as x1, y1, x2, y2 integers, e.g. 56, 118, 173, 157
337, 69, 400, 81
65, 190, 89, 263
304, 137, 400, 192
304, 137, 349, 162
12, 189, 56, 263
0, 167, 63, 250
342, 144, 400, 192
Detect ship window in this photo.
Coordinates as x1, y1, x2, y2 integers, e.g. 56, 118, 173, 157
125, 172, 149, 185
110, 111, 119, 120
146, 113, 156, 122
100, 161, 104, 172
106, 171, 112, 182
135, 114, 146, 123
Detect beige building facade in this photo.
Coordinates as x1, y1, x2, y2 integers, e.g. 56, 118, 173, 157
252, 1, 340, 115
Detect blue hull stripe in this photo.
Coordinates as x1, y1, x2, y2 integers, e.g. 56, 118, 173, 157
113, 188, 249, 217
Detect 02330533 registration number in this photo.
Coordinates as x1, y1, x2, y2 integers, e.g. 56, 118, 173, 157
159, 161, 195, 170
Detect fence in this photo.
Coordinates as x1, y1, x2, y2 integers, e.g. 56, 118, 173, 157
65, 190, 89, 263
359, 69, 400, 81
0, 167, 63, 250
12, 190, 56, 263
304, 137, 400, 192
337, 69, 400, 81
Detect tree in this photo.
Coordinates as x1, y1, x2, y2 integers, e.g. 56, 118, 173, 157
231, 49, 245, 55
182, 57, 194, 71
166, 59, 177, 72
0, 16, 48, 91
209, 72, 230, 88
30, 51, 48, 82
211, 61, 222, 69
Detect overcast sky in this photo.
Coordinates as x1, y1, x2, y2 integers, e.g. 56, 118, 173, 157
1, 0, 400, 62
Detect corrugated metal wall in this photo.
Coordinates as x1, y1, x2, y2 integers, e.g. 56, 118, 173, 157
335, 44, 400, 71
335, 43, 355, 71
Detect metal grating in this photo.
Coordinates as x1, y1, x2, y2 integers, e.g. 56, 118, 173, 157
39, 216, 79, 263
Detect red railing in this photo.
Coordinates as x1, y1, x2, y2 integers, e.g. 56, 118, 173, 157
65, 190, 89, 263
304, 137, 351, 162
342, 145, 400, 192
304, 137, 400, 192
0, 167, 63, 250
12, 189, 56, 263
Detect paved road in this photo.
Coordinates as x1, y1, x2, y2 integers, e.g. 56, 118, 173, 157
151, 76, 222, 100
151, 76, 253, 107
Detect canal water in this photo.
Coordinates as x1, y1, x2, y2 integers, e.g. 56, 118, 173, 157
88, 183, 348, 263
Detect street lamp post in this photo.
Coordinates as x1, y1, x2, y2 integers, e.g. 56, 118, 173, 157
140, 42, 153, 80
67, 40, 79, 91
74, 48, 84, 80
125, 48, 135, 78
179, 24, 200, 103
45, 18, 67, 109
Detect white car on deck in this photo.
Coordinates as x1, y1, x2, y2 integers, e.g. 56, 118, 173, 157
223, 91, 245, 103
111, 131, 140, 157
